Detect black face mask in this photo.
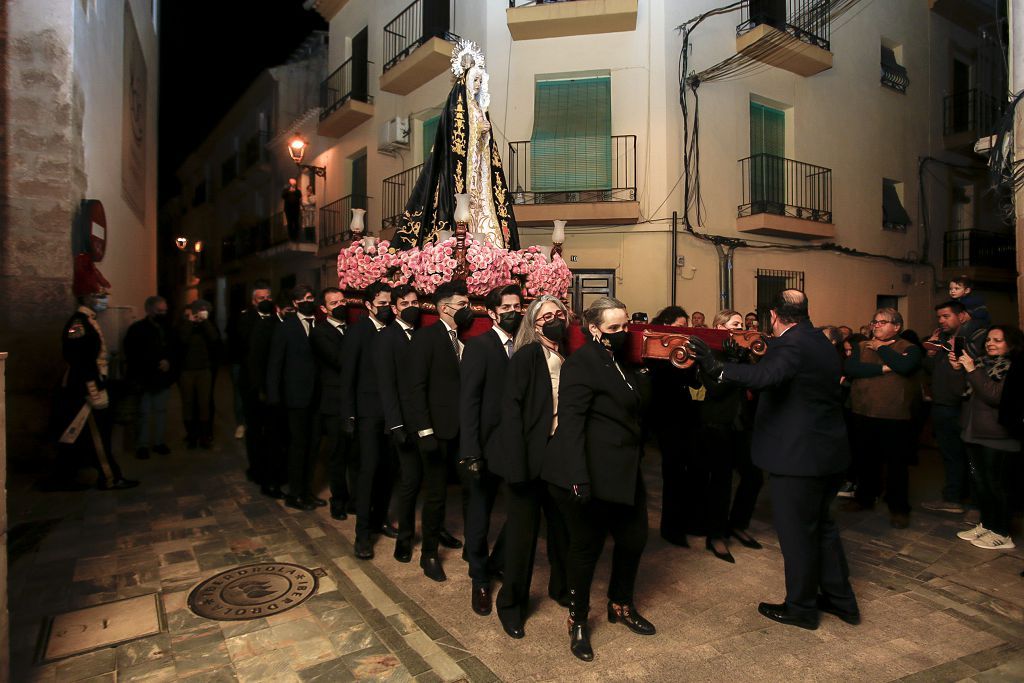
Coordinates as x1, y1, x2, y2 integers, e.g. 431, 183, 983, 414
400, 306, 422, 326
329, 304, 347, 321
297, 301, 317, 317
453, 306, 474, 330
498, 311, 523, 336
601, 330, 629, 356
375, 306, 395, 326
256, 300, 276, 315
541, 319, 567, 342
151, 313, 168, 324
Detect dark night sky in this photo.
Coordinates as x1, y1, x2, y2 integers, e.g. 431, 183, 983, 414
157, 1, 327, 205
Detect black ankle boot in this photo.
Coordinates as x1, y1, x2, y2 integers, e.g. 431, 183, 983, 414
568, 618, 593, 662
607, 601, 656, 635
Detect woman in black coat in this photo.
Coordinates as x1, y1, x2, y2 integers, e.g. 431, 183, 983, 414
490, 295, 571, 639
542, 296, 655, 663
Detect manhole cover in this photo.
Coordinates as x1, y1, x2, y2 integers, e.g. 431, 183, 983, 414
187, 563, 318, 621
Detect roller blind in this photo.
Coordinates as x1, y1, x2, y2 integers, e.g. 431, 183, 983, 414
530, 76, 611, 193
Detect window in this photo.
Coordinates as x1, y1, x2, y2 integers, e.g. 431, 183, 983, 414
882, 179, 911, 232
351, 152, 368, 208
756, 269, 804, 332
531, 74, 611, 193
880, 41, 908, 93
422, 115, 440, 162
749, 101, 786, 213
952, 182, 974, 231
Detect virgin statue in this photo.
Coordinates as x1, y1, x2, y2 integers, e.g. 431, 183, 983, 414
392, 40, 520, 251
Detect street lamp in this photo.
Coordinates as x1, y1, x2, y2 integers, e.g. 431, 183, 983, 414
286, 134, 326, 196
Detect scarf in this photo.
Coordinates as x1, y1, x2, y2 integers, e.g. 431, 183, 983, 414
965, 355, 1011, 396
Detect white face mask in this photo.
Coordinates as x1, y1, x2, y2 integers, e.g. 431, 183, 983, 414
195, 310, 209, 321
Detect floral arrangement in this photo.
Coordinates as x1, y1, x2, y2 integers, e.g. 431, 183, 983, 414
336, 235, 571, 299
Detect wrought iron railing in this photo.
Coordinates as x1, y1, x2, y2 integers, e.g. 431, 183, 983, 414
505, 135, 637, 205
320, 58, 373, 119
943, 230, 1015, 270
382, 164, 423, 231
880, 60, 909, 93
270, 211, 316, 246
737, 0, 830, 51
383, 0, 451, 73
508, 0, 586, 5
242, 131, 270, 168
943, 89, 1002, 136
738, 154, 832, 223
319, 195, 370, 248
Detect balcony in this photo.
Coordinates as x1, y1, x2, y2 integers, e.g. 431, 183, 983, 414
260, 210, 317, 258
737, 154, 834, 239
506, 135, 639, 226
382, 164, 423, 234
319, 58, 374, 138
380, 0, 455, 95
943, 229, 1016, 284
943, 89, 1003, 152
305, 0, 351, 22
735, 0, 832, 77
318, 195, 369, 255
506, 0, 638, 41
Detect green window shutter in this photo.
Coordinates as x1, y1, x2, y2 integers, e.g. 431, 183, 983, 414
749, 102, 785, 210
422, 115, 440, 162
530, 76, 611, 193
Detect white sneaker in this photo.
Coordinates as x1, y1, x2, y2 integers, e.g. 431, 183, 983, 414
971, 533, 1015, 550
836, 481, 856, 498
234, 425, 246, 439
957, 524, 991, 541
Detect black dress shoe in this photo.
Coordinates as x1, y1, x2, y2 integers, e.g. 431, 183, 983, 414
730, 529, 762, 550
379, 523, 399, 539
499, 613, 524, 639
307, 496, 327, 508
354, 539, 374, 560
569, 620, 593, 662
261, 485, 286, 500
394, 541, 412, 563
757, 602, 818, 630
439, 529, 463, 549
817, 595, 861, 625
329, 503, 348, 521
472, 585, 492, 616
285, 496, 316, 511
660, 532, 690, 548
98, 477, 140, 491
607, 602, 656, 635
706, 537, 735, 564
420, 554, 447, 582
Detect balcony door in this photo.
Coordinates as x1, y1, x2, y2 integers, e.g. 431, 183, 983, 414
750, 102, 785, 214
351, 152, 368, 215
352, 27, 369, 103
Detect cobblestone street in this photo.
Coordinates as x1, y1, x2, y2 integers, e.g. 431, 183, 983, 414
8, 393, 1024, 682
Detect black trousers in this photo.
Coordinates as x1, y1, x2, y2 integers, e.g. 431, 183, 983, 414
246, 397, 286, 487
852, 414, 912, 514
967, 443, 1015, 537
459, 467, 506, 586
700, 427, 763, 534
768, 473, 857, 619
322, 414, 357, 506
655, 426, 689, 543
552, 478, 648, 620
287, 408, 319, 499
422, 438, 458, 553
496, 479, 568, 626
355, 417, 395, 543
56, 404, 123, 485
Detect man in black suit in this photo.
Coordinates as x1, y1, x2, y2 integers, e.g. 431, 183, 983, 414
404, 280, 473, 582
690, 290, 859, 630
232, 280, 274, 480
459, 284, 521, 614
311, 287, 356, 520
343, 282, 398, 559
266, 284, 323, 511
247, 293, 286, 498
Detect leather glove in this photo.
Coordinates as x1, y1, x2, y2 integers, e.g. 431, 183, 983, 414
417, 434, 440, 456
571, 482, 591, 504
722, 336, 751, 362
390, 426, 410, 447
342, 416, 356, 437
459, 456, 485, 480
85, 381, 109, 410
687, 336, 724, 379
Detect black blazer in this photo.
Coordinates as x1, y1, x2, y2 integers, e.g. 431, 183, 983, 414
310, 320, 347, 416
266, 314, 318, 409
246, 314, 280, 397
491, 342, 554, 484
375, 321, 415, 430
542, 340, 646, 505
722, 320, 849, 476
341, 316, 383, 420
403, 320, 461, 440
459, 328, 512, 463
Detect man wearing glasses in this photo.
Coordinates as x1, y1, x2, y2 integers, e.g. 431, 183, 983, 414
843, 309, 922, 528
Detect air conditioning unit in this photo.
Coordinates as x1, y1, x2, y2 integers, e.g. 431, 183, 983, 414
378, 116, 410, 153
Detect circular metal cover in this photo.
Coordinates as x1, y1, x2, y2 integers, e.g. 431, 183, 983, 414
187, 563, 318, 621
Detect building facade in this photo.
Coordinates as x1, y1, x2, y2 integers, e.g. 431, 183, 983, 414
295, 0, 1013, 331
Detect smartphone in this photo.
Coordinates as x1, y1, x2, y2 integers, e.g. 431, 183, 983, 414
952, 337, 965, 357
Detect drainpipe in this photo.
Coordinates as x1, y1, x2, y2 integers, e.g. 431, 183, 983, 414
671, 211, 678, 305
714, 242, 735, 310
